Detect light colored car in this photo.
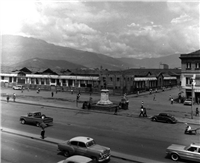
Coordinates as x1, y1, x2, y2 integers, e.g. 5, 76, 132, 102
183, 99, 192, 105
166, 143, 200, 162
57, 136, 111, 162
13, 85, 23, 90
57, 155, 93, 163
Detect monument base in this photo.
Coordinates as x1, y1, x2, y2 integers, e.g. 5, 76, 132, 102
91, 103, 118, 112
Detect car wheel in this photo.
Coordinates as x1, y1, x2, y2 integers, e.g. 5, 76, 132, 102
92, 157, 98, 163
171, 153, 179, 161
167, 120, 171, 123
63, 151, 70, 157
21, 119, 26, 124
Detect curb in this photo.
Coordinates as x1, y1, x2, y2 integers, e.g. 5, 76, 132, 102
1, 127, 165, 163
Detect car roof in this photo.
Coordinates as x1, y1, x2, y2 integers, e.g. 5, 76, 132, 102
65, 155, 92, 162
191, 143, 200, 147
70, 136, 93, 143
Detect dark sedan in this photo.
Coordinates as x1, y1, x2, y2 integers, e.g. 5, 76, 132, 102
151, 113, 177, 124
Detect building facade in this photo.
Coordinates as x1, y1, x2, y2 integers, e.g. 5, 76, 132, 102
180, 50, 200, 103
0, 67, 180, 95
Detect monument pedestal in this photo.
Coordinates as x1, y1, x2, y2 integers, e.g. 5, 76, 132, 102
97, 89, 113, 105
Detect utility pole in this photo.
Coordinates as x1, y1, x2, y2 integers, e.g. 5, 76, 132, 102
190, 77, 196, 119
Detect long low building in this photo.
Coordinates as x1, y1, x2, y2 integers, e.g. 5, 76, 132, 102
0, 67, 180, 95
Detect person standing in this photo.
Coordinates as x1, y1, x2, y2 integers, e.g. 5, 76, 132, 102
13, 93, 16, 102
40, 122, 46, 139
51, 92, 54, 97
141, 101, 144, 108
6, 94, 10, 102
171, 98, 174, 104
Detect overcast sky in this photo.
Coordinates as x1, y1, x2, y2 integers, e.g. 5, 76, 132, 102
1, 0, 199, 59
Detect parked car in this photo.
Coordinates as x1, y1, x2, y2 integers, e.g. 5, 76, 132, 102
57, 155, 93, 163
166, 142, 200, 162
13, 85, 23, 90
20, 111, 53, 127
151, 113, 177, 124
184, 99, 193, 105
57, 136, 111, 162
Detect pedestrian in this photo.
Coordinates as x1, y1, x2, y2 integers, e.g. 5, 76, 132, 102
27, 87, 29, 91
114, 106, 118, 115
139, 106, 144, 117
153, 94, 156, 101
6, 94, 10, 102
51, 92, 54, 97
169, 95, 171, 101
21, 88, 23, 93
13, 93, 16, 102
143, 107, 147, 117
171, 98, 174, 104
196, 107, 199, 116
88, 102, 91, 110
40, 122, 46, 139
141, 101, 144, 108
77, 93, 80, 101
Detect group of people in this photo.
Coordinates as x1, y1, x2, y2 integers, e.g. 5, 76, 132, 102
6, 93, 16, 102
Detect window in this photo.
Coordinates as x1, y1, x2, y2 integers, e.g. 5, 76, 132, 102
195, 63, 200, 69
1, 76, 4, 80
70, 141, 78, 146
186, 62, 191, 69
79, 142, 86, 148
187, 147, 197, 152
117, 78, 120, 82
186, 77, 192, 85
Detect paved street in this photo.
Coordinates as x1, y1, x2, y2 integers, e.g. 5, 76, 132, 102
1, 86, 200, 163
1, 87, 200, 125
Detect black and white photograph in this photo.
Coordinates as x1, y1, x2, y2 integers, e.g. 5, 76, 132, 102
1, 0, 200, 163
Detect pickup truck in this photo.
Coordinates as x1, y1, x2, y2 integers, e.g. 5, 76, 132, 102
57, 136, 111, 162
20, 111, 53, 127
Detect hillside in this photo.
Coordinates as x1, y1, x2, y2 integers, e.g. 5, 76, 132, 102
118, 54, 181, 69
1, 35, 183, 70
1, 35, 125, 70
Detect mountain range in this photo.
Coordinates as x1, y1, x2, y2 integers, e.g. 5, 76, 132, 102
1, 35, 182, 71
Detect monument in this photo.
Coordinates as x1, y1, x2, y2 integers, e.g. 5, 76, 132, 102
97, 89, 113, 105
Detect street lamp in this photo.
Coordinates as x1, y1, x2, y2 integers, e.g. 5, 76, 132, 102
190, 77, 196, 119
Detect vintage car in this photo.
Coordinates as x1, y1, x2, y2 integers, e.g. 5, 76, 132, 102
57, 136, 111, 162
184, 99, 193, 105
13, 85, 23, 90
20, 111, 53, 127
166, 143, 200, 162
57, 155, 93, 163
151, 113, 177, 124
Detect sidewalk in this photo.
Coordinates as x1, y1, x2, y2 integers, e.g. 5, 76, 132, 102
0, 127, 167, 163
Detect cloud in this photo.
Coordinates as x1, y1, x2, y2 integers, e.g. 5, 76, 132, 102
1, 1, 199, 59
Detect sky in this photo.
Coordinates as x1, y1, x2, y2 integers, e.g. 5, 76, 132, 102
1, 0, 199, 59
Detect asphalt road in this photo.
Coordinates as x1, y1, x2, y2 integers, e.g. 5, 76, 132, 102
1, 101, 199, 163
1, 132, 133, 163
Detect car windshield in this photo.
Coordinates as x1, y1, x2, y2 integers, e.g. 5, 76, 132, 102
86, 140, 96, 147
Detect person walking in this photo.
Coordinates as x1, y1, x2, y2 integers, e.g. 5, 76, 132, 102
171, 97, 174, 104
143, 107, 147, 117
40, 122, 46, 139
141, 101, 144, 108
6, 94, 10, 102
13, 93, 16, 102
139, 106, 144, 117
